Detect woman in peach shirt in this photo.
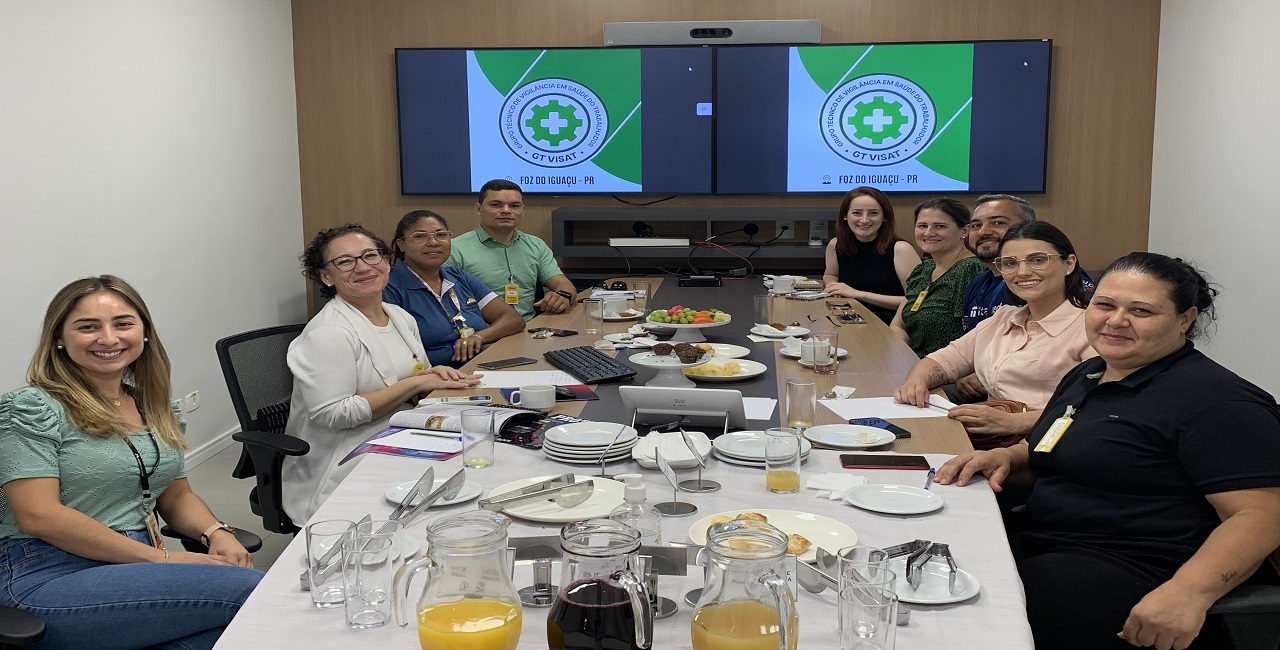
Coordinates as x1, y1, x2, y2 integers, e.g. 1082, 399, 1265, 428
894, 221, 1095, 442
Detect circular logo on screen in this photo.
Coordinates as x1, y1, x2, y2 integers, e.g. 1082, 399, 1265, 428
820, 74, 936, 166
500, 78, 608, 168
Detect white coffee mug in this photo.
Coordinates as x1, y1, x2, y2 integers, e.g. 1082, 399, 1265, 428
800, 340, 818, 364
773, 276, 796, 293
509, 384, 556, 411
603, 297, 628, 316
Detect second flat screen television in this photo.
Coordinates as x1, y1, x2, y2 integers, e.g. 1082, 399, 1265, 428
396, 40, 1050, 195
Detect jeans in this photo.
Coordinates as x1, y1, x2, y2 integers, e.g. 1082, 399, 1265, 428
0, 531, 263, 650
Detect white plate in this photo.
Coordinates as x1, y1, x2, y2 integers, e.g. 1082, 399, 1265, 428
779, 346, 849, 359
384, 479, 483, 508
486, 475, 626, 523
687, 509, 856, 564
785, 291, 828, 301
842, 484, 945, 515
604, 309, 645, 322
628, 351, 710, 368
712, 430, 814, 461
802, 425, 895, 450
603, 333, 659, 346
750, 325, 811, 338
544, 422, 639, 448
712, 450, 810, 468
543, 437, 638, 452
544, 450, 634, 465
543, 441, 637, 459
683, 359, 767, 382
890, 556, 981, 604
704, 343, 751, 359
640, 316, 733, 331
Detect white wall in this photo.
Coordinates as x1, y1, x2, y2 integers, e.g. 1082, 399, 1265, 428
0, 1, 307, 462
1150, 0, 1280, 395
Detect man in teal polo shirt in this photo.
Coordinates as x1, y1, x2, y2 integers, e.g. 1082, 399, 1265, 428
447, 179, 578, 320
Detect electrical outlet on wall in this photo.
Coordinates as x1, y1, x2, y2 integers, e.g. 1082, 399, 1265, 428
811, 221, 829, 240
184, 391, 200, 412
776, 220, 793, 239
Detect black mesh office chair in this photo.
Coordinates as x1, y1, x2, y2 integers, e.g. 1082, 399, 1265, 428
213, 324, 309, 535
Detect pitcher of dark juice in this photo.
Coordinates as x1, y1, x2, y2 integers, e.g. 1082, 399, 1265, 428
392, 511, 522, 650
690, 519, 798, 650
547, 519, 653, 650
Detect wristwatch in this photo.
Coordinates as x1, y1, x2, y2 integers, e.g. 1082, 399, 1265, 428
554, 289, 574, 300
200, 521, 235, 546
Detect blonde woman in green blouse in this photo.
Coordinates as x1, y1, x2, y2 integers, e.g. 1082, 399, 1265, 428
0, 275, 261, 650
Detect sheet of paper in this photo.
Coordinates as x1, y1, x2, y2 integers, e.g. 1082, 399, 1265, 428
371, 428, 463, 453
475, 370, 578, 387
747, 334, 775, 343
590, 289, 645, 298
818, 395, 957, 420
743, 397, 778, 421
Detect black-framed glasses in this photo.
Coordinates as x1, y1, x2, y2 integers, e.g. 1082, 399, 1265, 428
993, 252, 1061, 273
326, 249, 385, 271
406, 230, 452, 243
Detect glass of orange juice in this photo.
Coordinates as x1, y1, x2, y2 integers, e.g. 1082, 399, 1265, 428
764, 427, 801, 493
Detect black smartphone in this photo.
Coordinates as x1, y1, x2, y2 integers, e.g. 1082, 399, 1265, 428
840, 454, 931, 470
527, 328, 579, 338
849, 417, 912, 439
476, 357, 537, 370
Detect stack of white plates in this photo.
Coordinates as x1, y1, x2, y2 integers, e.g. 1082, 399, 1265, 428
711, 430, 813, 467
542, 422, 639, 465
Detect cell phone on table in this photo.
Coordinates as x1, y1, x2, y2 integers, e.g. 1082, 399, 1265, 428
849, 417, 912, 439
476, 357, 537, 370
527, 327, 579, 337
840, 454, 931, 470
833, 312, 866, 324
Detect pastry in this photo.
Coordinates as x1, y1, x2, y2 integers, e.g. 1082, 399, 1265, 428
786, 533, 812, 556
651, 343, 673, 356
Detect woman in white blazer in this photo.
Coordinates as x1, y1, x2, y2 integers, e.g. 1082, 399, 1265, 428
281, 224, 480, 524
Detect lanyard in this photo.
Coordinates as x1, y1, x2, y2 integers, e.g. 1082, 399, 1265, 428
123, 432, 160, 504
409, 266, 471, 332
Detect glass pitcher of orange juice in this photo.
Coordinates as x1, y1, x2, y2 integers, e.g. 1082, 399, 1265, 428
690, 519, 798, 650
392, 511, 522, 650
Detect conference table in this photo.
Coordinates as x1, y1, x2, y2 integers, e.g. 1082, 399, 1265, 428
214, 277, 1033, 649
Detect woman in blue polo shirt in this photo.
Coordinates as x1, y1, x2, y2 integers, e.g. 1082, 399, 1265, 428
384, 210, 524, 367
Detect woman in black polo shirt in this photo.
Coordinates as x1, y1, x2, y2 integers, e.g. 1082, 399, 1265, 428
936, 252, 1280, 650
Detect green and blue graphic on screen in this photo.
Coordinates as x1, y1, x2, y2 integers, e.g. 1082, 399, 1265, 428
468, 49, 643, 192
787, 44, 974, 192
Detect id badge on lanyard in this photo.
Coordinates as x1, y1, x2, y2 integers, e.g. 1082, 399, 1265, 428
1034, 405, 1075, 453
446, 289, 476, 338
910, 290, 928, 312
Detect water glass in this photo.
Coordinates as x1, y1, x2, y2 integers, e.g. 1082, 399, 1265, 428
306, 519, 354, 608
839, 585, 897, 650
785, 378, 816, 430
461, 408, 495, 468
342, 533, 396, 629
633, 280, 652, 311
753, 294, 773, 327
810, 331, 838, 375
582, 298, 604, 334
764, 427, 802, 494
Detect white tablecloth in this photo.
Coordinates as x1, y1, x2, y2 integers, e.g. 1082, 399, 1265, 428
215, 444, 1034, 649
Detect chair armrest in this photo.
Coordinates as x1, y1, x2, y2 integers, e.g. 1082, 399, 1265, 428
0, 605, 45, 646
232, 430, 309, 457
1208, 584, 1280, 615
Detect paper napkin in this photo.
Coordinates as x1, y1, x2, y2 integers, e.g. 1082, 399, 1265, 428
806, 472, 869, 501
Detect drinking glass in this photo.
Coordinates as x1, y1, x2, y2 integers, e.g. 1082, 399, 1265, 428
785, 379, 816, 430
839, 585, 897, 650
810, 331, 838, 375
633, 280, 652, 312
764, 427, 802, 494
306, 519, 354, 608
753, 294, 773, 327
461, 409, 495, 468
582, 298, 604, 334
343, 533, 396, 629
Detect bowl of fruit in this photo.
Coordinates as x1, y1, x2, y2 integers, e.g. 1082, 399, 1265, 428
641, 305, 732, 342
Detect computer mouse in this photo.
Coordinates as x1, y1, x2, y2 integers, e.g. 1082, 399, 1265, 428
554, 386, 576, 400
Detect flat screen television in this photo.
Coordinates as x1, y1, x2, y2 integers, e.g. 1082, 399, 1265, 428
396, 47, 715, 195
715, 40, 1052, 194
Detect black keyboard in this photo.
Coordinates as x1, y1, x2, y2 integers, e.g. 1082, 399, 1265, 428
543, 346, 637, 384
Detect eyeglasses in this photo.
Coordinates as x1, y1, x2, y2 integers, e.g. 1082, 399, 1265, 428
406, 230, 452, 243
326, 249, 385, 271
993, 252, 1061, 273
